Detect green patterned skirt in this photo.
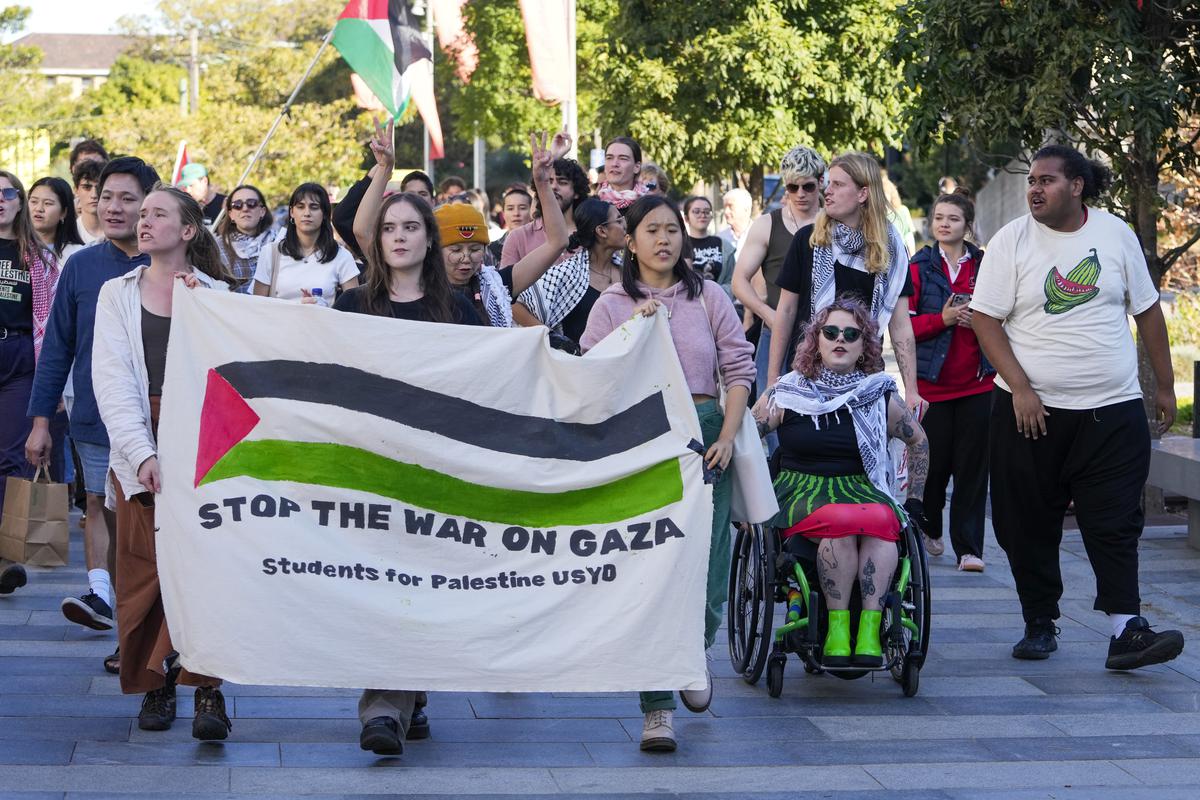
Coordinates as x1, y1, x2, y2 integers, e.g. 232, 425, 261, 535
770, 469, 904, 531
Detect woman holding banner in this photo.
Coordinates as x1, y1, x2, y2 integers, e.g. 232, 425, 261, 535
581, 194, 756, 753
92, 184, 233, 741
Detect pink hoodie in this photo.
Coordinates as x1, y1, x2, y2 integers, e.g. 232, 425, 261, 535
581, 279, 755, 398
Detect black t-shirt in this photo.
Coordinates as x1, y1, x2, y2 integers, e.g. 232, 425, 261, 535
202, 194, 226, 227
0, 238, 32, 332
561, 285, 601, 344
778, 408, 864, 476
776, 224, 914, 324
688, 235, 724, 282
334, 286, 483, 325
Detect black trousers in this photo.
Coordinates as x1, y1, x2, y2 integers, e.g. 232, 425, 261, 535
989, 388, 1148, 622
921, 390, 991, 559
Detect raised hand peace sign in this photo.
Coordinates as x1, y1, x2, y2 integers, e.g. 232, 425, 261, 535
369, 116, 395, 171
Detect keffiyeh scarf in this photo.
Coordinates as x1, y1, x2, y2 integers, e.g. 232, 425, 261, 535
477, 265, 514, 328
30, 246, 59, 362
517, 249, 590, 330
770, 367, 898, 503
810, 222, 908, 329
596, 181, 650, 210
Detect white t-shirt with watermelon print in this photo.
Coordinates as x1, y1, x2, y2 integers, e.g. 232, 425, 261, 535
971, 208, 1159, 410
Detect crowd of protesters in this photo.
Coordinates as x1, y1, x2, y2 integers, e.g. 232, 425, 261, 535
0, 127, 1184, 755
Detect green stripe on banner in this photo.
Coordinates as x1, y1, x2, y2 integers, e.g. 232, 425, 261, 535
201, 440, 684, 527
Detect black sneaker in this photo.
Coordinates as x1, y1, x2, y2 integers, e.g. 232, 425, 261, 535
1012, 617, 1059, 660
360, 716, 403, 755
0, 562, 26, 595
1106, 616, 1184, 671
61, 591, 114, 630
192, 686, 232, 740
406, 707, 430, 740
138, 684, 177, 731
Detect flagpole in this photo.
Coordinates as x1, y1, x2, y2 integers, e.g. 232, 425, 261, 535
563, 0, 578, 160
212, 28, 334, 229
423, 7, 434, 181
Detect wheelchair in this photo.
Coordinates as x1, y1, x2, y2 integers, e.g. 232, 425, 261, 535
727, 513, 931, 697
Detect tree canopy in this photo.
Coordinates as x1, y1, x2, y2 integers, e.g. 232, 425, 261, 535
895, 0, 1200, 285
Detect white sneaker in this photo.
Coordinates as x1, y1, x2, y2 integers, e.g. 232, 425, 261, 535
679, 652, 713, 713
958, 554, 985, 572
640, 709, 676, 752
922, 533, 945, 557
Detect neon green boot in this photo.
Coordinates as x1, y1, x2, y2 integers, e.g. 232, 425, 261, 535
823, 609, 851, 667
852, 609, 884, 667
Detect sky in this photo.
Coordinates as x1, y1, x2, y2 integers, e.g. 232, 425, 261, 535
22, 0, 158, 35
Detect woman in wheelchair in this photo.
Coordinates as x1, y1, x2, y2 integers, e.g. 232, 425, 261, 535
757, 296, 930, 668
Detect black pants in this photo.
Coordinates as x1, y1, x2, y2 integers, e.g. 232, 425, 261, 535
989, 388, 1148, 622
921, 390, 991, 559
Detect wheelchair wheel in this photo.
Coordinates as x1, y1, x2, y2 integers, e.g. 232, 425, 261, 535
766, 653, 786, 698
910, 521, 932, 668
727, 524, 774, 684
901, 657, 920, 697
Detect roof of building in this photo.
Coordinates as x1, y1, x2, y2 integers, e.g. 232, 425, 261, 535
12, 33, 134, 73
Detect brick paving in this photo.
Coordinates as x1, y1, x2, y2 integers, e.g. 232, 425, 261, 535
2, 510, 1200, 798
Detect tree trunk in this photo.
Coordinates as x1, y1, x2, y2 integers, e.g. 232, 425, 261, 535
749, 164, 765, 215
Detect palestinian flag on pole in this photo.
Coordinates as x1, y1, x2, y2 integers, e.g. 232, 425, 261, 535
333, 0, 444, 158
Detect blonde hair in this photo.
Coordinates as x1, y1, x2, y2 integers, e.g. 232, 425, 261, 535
811, 152, 892, 274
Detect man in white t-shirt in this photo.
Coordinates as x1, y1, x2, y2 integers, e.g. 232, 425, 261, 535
971, 145, 1182, 671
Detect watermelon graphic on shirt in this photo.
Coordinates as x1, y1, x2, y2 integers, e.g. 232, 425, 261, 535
1043, 248, 1101, 315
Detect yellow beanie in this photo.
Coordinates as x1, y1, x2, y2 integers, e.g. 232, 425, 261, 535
434, 203, 490, 246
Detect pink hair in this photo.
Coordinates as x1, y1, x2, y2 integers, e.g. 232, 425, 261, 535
792, 296, 885, 378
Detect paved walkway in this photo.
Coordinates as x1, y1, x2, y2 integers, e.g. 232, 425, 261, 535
2, 510, 1200, 799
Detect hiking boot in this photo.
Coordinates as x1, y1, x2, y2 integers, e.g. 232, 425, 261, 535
639, 709, 676, 752
138, 684, 177, 731
406, 706, 430, 740
922, 533, 944, 557
679, 651, 713, 713
1012, 617, 1059, 660
192, 686, 232, 741
61, 591, 114, 631
0, 562, 26, 595
851, 609, 884, 668
1106, 617, 1184, 671
823, 609, 852, 667
360, 716, 403, 755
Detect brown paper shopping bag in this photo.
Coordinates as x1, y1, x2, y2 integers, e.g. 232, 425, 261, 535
0, 466, 70, 567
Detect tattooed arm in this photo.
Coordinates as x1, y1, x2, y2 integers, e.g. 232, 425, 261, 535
887, 393, 929, 500
888, 299, 924, 414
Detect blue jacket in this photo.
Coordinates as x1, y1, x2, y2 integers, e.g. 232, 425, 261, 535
28, 241, 150, 446
911, 242, 994, 383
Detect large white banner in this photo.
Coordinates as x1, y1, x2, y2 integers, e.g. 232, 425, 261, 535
156, 287, 712, 692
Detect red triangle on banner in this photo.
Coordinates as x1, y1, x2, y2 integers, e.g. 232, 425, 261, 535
194, 368, 260, 487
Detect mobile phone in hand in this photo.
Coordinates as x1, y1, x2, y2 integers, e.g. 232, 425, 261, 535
950, 293, 971, 306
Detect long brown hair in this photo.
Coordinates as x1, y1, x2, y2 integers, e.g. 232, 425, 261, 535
362, 193, 457, 323
810, 152, 892, 274
0, 170, 48, 269
215, 184, 272, 264
147, 183, 233, 284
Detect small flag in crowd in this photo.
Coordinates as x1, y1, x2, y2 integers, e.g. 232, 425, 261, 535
333, 0, 444, 158
170, 141, 189, 185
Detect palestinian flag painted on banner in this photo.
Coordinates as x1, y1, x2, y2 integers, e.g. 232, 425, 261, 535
193, 360, 682, 528
333, 0, 444, 158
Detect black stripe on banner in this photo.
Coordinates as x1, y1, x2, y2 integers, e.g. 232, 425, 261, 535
215, 361, 672, 463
